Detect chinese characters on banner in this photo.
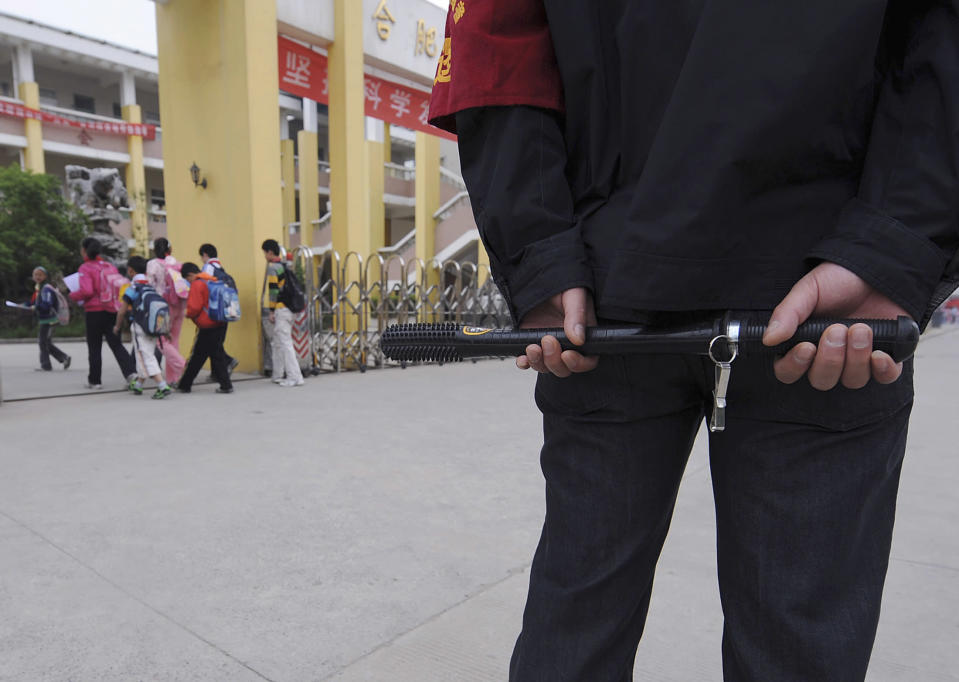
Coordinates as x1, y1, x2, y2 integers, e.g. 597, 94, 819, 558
0, 100, 157, 140
278, 36, 454, 141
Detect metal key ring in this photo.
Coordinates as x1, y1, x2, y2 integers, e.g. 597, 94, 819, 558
708, 334, 738, 364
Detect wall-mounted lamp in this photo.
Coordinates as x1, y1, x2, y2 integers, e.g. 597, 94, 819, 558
189, 162, 207, 189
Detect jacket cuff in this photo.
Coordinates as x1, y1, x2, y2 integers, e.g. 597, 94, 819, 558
498, 228, 593, 324
806, 199, 950, 322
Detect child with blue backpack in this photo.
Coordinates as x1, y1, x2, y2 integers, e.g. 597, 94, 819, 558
112, 256, 172, 399
176, 262, 233, 394
26, 266, 71, 371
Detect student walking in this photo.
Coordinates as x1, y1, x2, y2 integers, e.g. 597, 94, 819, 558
147, 237, 187, 384
28, 266, 71, 371
176, 262, 233, 394
262, 239, 303, 387
113, 256, 172, 399
198, 243, 238, 377
68, 237, 136, 390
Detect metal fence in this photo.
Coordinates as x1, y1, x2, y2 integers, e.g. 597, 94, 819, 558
289, 246, 511, 373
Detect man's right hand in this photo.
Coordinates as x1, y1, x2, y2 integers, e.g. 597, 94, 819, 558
517, 287, 599, 377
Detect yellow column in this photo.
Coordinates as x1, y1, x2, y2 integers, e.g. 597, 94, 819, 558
280, 138, 296, 250
476, 239, 491, 286
122, 104, 149, 257
297, 130, 319, 248
329, 0, 369, 258
155, 0, 283, 371
366, 139, 385, 253
415, 131, 441, 318
19, 82, 44, 173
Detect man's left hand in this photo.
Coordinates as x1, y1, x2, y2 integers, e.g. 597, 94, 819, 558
762, 262, 910, 390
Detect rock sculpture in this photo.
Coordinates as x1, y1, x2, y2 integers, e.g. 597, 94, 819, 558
65, 165, 131, 264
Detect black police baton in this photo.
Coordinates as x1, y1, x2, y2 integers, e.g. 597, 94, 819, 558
379, 312, 919, 432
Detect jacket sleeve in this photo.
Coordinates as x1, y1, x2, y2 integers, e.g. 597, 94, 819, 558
456, 106, 590, 324
807, 1, 959, 326
69, 264, 95, 304
186, 281, 204, 319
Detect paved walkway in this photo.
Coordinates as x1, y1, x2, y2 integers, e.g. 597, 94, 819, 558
0, 329, 957, 681
0, 338, 260, 402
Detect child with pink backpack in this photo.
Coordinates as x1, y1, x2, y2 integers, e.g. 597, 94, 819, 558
68, 237, 137, 390
146, 237, 188, 384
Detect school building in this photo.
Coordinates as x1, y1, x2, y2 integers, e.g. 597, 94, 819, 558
0, 0, 482, 370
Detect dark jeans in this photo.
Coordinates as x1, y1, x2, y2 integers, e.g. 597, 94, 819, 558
38, 323, 68, 370
84, 310, 135, 384
510, 350, 914, 682
178, 326, 232, 391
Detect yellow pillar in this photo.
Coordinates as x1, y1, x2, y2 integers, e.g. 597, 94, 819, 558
366, 139, 385, 252
19, 82, 44, 173
280, 138, 296, 250
122, 104, 149, 257
476, 239, 491, 286
415, 131, 441, 316
155, 0, 283, 371
329, 0, 369, 258
297, 130, 319, 248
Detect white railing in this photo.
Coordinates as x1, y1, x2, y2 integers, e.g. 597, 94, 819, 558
440, 166, 466, 189
385, 161, 415, 181
433, 191, 470, 220
378, 228, 416, 255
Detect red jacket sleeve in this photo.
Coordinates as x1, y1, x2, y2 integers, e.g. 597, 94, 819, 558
186, 280, 206, 320
428, 0, 563, 134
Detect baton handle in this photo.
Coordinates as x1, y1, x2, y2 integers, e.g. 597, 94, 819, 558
737, 315, 918, 362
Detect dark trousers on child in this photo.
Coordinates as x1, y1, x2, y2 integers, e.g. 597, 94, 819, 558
510, 347, 914, 682
38, 323, 68, 370
84, 310, 135, 385
178, 325, 232, 391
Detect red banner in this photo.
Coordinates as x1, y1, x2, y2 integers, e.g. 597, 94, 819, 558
278, 36, 454, 141
0, 99, 157, 140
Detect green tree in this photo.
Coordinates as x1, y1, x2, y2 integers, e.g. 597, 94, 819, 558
0, 164, 89, 301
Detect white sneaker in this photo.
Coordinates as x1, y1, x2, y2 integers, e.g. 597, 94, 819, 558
280, 378, 304, 387
83, 382, 103, 390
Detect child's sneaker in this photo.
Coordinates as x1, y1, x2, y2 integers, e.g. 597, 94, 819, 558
152, 386, 172, 400
130, 383, 144, 396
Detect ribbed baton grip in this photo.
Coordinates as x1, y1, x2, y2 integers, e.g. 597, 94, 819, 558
738, 316, 918, 363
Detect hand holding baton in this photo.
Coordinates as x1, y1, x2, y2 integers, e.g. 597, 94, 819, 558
379, 312, 920, 432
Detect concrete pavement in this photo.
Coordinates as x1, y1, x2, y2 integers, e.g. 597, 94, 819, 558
0, 328, 957, 681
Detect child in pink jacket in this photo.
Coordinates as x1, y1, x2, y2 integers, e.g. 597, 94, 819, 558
68, 237, 136, 389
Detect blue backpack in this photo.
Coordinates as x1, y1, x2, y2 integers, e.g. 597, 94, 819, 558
206, 279, 241, 322
131, 284, 172, 336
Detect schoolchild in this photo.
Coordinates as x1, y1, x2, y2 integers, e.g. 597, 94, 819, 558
262, 239, 303, 387
177, 262, 233, 394
27, 266, 71, 371
68, 237, 136, 390
113, 256, 171, 399
146, 237, 187, 384
198, 243, 238, 377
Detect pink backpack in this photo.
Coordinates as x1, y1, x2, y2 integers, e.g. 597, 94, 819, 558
94, 260, 128, 310
163, 261, 190, 305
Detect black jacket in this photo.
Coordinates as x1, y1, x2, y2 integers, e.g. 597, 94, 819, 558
456, 0, 959, 327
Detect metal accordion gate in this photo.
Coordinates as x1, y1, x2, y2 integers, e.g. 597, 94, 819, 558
288, 246, 511, 373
